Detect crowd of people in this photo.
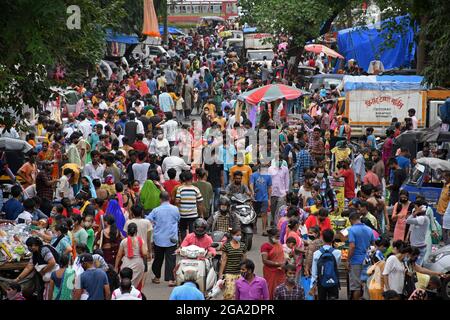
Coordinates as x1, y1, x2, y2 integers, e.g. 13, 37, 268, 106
1, 23, 449, 302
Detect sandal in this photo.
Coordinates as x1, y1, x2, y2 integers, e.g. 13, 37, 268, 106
168, 281, 177, 287
152, 278, 161, 284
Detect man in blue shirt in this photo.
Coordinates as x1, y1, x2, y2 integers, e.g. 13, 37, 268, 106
74, 253, 110, 300
169, 269, 204, 300
147, 75, 157, 95
3, 185, 24, 221
365, 127, 378, 150
250, 163, 272, 236
158, 87, 175, 114
147, 191, 180, 286
195, 76, 209, 109
347, 212, 375, 300
396, 147, 411, 171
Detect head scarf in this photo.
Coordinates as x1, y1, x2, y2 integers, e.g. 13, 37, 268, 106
82, 176, 97, 198
106, 199, 126, 237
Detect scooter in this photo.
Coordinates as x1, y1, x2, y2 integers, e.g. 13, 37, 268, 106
210, 230, 228, 273
230, 193, 257, 250
175, 245, 217, 297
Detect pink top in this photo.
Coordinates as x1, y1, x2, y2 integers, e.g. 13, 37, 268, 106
181, 233, 216, 256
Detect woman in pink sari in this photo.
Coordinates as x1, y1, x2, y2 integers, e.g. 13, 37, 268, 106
260, 228, 286, 299
391, 190, 411, 241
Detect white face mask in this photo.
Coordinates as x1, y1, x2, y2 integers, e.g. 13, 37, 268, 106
317, 173, 324, 179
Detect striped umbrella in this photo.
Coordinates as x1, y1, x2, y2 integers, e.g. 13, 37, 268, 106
238, 84, 303, 105
304, 44, 344, 59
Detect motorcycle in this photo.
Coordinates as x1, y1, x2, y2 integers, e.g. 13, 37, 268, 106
210, 230, 228, 273
230, 193, 257, 250
175, 245, 217, 298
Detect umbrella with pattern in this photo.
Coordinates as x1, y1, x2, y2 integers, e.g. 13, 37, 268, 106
237, 84, 303, 105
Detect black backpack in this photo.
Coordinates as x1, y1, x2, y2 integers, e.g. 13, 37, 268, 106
317, 247, 340, 289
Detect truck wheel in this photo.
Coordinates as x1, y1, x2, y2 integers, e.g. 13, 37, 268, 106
444, 275, 450, 300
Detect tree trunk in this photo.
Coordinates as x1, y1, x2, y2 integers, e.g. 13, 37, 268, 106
163, 0, 168, 44
346, 6, 352, 28
416, 15, 428, 74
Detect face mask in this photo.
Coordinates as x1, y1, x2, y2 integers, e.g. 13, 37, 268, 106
158, 134, 163, 140
400, 198, 408, 203
293, 188, 299, 194
133, 186, 140, 193
84, 222, 92, 229
240, 271, 248, 279
308, 235, 316, 241
270, 237, 280, 244
6, 290, 17, 300
219, 206, 228, 214
286, 276, 296, 285
317, 173, 324, 179
233, 236, 242, 242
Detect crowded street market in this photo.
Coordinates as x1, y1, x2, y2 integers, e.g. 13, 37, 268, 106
0, 0, 450, 303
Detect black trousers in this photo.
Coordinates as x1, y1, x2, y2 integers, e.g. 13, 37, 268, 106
179, 217, 196, 242
151, 245, 177, 281
40, 198, 53, 216
318, 285, 339, 300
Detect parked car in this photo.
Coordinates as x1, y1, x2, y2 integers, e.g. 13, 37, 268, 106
309, 74, 345, 91
297, 66, 317, 89
423, 244, 450, 299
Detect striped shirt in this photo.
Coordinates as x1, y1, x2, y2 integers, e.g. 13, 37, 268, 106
176, 185, 203, 219
222, 241, 247, 274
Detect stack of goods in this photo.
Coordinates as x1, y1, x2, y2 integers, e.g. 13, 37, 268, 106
0, 223, 32, 263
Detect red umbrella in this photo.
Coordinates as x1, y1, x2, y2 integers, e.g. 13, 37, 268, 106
304, 44, 344, 59
238, 84, 303, 105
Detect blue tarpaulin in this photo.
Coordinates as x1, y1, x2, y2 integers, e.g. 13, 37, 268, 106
159, 25, 185, 35
343, 75, 425, 91
336, 16, 416, 72
105, 29, 139, 44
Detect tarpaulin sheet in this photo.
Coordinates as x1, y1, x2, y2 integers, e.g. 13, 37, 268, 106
343, 75, 425, 91
159, 25, 185, 35
105, 29, 139, 44
336, 15, 416, 72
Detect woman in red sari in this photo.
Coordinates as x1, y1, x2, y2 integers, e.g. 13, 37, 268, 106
260, 228, 286, 299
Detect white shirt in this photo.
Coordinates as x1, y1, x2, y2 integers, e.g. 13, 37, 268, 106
162, 156, 190, 180
411, 116, 418, 129
79, 119, 93, 139
98, 101, 109, 110
55, 175, 74, 201
161, 119, 178, 142
132, 163, 151, 186
83, 163, 105, 181
382, 255, 405, 294
0, 127, 20, 139
129, 119, 145, 135
16, 211, 33, 224
112, 287, 142, 300
155, 138, 170, 157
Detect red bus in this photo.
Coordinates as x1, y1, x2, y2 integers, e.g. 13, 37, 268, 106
167, 0, 239, 25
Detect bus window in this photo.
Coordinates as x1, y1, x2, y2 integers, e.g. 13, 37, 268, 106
193, 5, 200, 14
180, 5, 186, 14
202, 5, 209, 13
174, 5, 180, 14
186, 5, 192, 14
213, 4, 221, 14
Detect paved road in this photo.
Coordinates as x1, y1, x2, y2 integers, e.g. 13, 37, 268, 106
142, 218, 348, 300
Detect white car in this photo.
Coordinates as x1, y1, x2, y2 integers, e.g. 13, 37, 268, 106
246, 49, 274, 72
131, 44, 170, 62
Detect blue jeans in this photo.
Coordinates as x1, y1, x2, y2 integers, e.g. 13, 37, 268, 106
213, 187, 221, 211
415, 246, 427, 266
223, 170, 229, 187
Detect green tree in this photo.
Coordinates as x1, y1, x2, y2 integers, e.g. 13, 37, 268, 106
0, 0, 125, 128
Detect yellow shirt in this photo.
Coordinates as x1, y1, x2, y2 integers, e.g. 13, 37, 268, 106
229, 165, 252, 187
146, 110, 154, 117
437, 183, 450, 214
310, 205, 320, 215
331, 147, 351, 170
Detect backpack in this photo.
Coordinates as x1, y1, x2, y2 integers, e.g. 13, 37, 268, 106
439, 98, 450, 124
317, 247, 340, 289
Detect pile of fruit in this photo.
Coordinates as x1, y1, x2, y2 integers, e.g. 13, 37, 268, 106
0, 223, 32, 263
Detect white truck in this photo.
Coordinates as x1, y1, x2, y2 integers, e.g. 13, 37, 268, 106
243, 32, 274, 71
341, 76, 450, 136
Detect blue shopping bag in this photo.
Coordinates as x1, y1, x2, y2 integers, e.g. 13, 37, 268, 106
301, 276, 314, 300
